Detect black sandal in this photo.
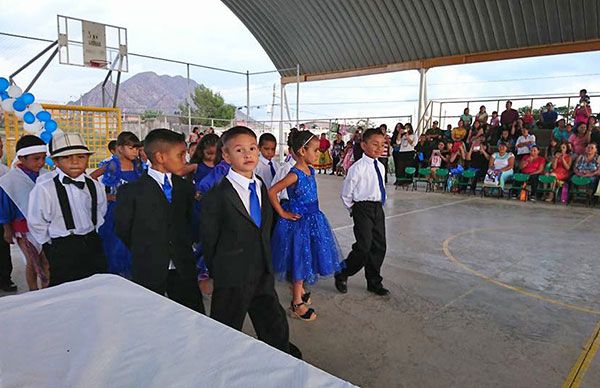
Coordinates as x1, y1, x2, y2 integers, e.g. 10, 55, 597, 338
290, 302, 317, 321
301, 291, 312, 305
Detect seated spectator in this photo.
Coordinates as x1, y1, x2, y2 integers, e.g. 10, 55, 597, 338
466, 141, 490, 192
519, 145, 545, 201
444, 124, 453, 141
552, 119, 569, 142
497, 128, 515, 152
488, 142, 515, 192
424, 120, 444, 147
511, 118, 525, 138
574, 98, 592, 128
573, 142, 600, 195
467, 122, 485, 148
522, 108, 535, 129
546, 138, 559, 158
429, 141, 448, 177
515, 127, 536, 161
475, 105, 488, 127
540, 102, 558, 129
461, 107, 473, 129
414, 135, 431, 168
450, 120, 467, 165
452, 119, 467, 142
501, 100, 519, 131
588, 117, 600, 147
544, 142, 572, 202
569, 123, 589, 156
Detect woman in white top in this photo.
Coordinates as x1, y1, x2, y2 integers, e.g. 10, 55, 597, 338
391, 123, 416, 185
488, 141, 515, 190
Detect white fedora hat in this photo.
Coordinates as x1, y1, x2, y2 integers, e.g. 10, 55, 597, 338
49, 133, 94, 158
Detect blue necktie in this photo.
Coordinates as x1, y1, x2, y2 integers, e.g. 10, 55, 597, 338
248, 181, 262, 227
269, 161, 276, 178
374, 160, 386, 205
162, 175, 172, 203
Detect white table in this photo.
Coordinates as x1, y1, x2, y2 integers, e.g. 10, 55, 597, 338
0, 274, 354, 388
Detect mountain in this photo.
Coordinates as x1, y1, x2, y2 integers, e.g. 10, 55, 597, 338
72, 71, 200, 114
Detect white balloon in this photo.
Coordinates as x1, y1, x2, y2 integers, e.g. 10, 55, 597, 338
29, 102, 43, 115
23, 120, 44, 134
1, 98, 15, 112
14, 109, 26, 118
7, 85, 23, 98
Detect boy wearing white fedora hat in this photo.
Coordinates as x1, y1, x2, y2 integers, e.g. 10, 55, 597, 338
28, 132, 108, 286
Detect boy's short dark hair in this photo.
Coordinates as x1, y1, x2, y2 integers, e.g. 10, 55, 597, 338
222, 126, 256, 148
144, 128, 186, 163
108, 140, 117, 152
362, 128, 385, 143
492, 111, 498, 115
258, 133, 277, 147
16, 135, 45, 152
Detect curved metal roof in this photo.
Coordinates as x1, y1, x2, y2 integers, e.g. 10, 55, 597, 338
222, 0, 600, 83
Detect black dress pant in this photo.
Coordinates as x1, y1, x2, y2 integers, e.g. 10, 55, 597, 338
146, 269, 205, 314
0, 225, 13, 285
44, 232, 107, 287
210, 270, 290, 354
528, 174, 540, 197
341, 201, 386, 288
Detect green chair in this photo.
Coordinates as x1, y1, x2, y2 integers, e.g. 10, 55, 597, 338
413, 167, 431, 191
395, 167, 416, 191
569, 176, 594, 206
456, 170, 477, 195
507, 173, 530, 199
536, 175, 557, 203
431, 168, 450, 192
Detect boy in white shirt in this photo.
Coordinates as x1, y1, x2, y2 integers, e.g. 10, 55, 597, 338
336, 128, 389, 297
515, 127, 536, 161
28, 133, 107, 286
254, 133, 279, 188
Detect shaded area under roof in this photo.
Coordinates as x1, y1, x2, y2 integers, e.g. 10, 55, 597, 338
222, 0, 600, 83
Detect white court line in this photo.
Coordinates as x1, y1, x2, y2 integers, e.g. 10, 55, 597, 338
332, 197, 475, 232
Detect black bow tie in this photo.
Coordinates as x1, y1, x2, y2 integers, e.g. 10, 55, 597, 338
62, 176, 85, 190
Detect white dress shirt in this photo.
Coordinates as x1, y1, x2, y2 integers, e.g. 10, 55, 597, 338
516, 134, 536, 155
147, 167, 173, 190
226, 168, 262, 214
146, 167, 176, 269
254, 154, 278, 189
27, 169, 107, 245
271, 155, 296, 200
341, 155, 386, 210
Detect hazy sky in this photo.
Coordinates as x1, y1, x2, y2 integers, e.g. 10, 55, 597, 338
1, 0, 599, 125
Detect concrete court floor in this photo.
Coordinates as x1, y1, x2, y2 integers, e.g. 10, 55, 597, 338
2, 174, 600, 387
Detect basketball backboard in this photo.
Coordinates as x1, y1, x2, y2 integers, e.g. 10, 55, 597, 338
57, 15, 128, 72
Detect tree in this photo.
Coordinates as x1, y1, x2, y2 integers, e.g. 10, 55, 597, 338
179, 85, 236, 127
141, 109, 162, 121
517, 105, 572, 119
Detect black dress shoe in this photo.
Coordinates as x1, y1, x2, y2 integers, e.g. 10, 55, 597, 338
1, 280, 17, 292
334, 274, 347, 294
367, 285, 390, 296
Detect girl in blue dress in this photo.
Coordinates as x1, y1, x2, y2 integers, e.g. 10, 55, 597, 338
268, 130, 343, 321
91, 132, 143, 278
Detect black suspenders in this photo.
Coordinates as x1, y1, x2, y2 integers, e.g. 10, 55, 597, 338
53, 175, 98, 231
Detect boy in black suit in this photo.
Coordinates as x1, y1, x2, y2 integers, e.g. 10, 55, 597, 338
115, 129, 204, 314
201, 126, 292, 354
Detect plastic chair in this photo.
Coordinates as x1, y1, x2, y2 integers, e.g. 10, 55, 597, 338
413, 167, 431, 191
395, 167, 416, 191
536, 175, 557, 203
569, 175, 594, 206
431, 168, 450, 192
456, 170, 477, 195
507, 173, 530, 200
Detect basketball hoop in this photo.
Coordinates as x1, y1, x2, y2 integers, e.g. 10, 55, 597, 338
89, 59, 110, 69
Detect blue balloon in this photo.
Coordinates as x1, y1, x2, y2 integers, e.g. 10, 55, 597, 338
36, 111, 51, 122
21, 92, 35, 105
23, 111, 36, 124
40, 130, 53, 144
45, 120, 58, 132
13, 99, 27, 112
45, 156, 54, 167
0, 91, 8, 100
0, 77, 9, 91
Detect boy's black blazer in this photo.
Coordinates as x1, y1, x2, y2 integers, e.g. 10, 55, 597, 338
201, 176, 273, 288
115, 172, 196, 289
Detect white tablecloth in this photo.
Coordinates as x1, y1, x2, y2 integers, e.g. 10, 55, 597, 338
0, 275, 353, 388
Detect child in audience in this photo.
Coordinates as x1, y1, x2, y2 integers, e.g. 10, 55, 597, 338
522, 108, 535, 129
201, 126, 297, 355
489, 111, 500, 141
115, 129, 204, 313
429, 141, 448, 178
515, 127, 536, 162
268, 131, 343, 321
254, 133, 279, 188
341, 140, 354, 174
91, 132, 143, 278
545, 142, 572, 201
0, 135, 50, 290
0, 137, 16, 292
28, 133, 107, 286
336, 128, 389, 296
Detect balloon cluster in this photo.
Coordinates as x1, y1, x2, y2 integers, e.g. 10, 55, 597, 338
0, 77, 57, 166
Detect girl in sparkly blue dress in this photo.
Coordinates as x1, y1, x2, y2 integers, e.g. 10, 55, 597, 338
92, 132, 144, 278
268, 130, 343, 321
